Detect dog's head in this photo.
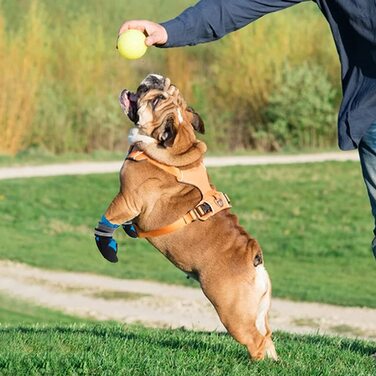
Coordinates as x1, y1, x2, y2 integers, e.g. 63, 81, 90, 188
119, 74, 204, 149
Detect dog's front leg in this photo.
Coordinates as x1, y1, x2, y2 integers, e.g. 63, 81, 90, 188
94, 191, 141, 263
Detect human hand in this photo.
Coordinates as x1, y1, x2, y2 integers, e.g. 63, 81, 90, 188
118, 20, 168, 46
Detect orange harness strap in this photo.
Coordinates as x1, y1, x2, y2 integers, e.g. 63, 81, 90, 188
127, 150, 231, 238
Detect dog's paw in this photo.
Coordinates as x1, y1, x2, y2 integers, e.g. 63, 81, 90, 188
95, 235, 119, 263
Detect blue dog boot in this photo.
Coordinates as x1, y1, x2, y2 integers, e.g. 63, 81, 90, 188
95, 235, 118, 263
122, 222, 138, 238
94, 215, 120, 263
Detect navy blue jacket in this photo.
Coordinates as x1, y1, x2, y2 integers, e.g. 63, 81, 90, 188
160, 0, 376, 150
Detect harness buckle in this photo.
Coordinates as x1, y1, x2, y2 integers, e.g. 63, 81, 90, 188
215, 196, 224, 207
194, 202, 213, 220
224, 193, 231, 204
213, 192, 231, 208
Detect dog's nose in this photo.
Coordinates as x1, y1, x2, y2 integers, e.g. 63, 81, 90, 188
128, 92, 138, 102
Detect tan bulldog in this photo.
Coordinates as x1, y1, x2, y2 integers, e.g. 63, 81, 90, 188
94, 74, 277, 361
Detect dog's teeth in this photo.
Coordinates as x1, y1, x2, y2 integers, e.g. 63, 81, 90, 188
177, 108, 183, 124
128, 127, 156, 145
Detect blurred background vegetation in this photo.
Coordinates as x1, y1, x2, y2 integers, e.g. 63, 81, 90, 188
0, 0, 340, 155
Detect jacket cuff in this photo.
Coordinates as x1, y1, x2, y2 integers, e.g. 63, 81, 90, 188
158, 19, 187, 48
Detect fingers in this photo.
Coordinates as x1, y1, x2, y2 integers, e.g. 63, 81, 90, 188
118, 20, 145, 35
145, 25, 168, 46
145, 33, 159, 47
118, 20, 168, 46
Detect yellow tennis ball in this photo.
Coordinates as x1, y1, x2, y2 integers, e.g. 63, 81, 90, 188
117, 30, 148, 60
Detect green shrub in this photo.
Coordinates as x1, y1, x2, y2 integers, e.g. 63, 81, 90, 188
30, 85, 127, 153
198, 3, 339, 151
264, 63, 338, 149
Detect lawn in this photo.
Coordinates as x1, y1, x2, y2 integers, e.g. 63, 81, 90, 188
0, 324, 374, 376
0, 293, 89, 325
0, 162, 375, 307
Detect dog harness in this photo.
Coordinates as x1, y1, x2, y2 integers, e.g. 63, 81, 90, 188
125, 149, 231, 238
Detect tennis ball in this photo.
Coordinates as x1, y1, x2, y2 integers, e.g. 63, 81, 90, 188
117, 30, 147, 60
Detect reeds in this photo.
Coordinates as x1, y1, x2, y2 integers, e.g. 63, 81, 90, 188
0, 1, 340, 154
0, 2, 46, 154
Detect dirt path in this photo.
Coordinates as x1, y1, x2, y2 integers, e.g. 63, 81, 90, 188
0, 260, 374, 340
0, 151, 359, 180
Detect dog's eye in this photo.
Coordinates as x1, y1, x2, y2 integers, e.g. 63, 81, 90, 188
151, 95, 165, 110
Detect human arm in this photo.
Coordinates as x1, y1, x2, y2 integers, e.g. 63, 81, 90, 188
118, 0, 305, 48
160, 0, 306, 47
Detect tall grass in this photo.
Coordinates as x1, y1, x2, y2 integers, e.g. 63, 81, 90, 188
0, 0, 340, 155
29, 13, 133, 153
0, 2, 46, 154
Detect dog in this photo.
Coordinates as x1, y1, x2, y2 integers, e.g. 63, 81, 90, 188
94, 74, 277, 361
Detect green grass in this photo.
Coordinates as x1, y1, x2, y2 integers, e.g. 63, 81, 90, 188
0, 162, 375, 307
0, 324, 374, 376
0, 293, 89, 325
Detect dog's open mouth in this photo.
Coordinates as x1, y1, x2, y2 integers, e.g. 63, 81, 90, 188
119, 89, 139, 123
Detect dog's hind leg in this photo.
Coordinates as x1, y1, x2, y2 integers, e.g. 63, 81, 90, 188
253, 264, 277, 360
202, 265, 277, 361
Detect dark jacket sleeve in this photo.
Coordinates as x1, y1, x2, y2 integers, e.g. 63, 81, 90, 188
160, 0, 305, 47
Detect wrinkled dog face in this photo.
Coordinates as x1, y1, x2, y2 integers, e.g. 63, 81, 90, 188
119, 74, 204, 147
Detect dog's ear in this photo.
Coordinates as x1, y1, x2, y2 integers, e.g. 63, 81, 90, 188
186, 107, 205, 134
160, 117, 177, 147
